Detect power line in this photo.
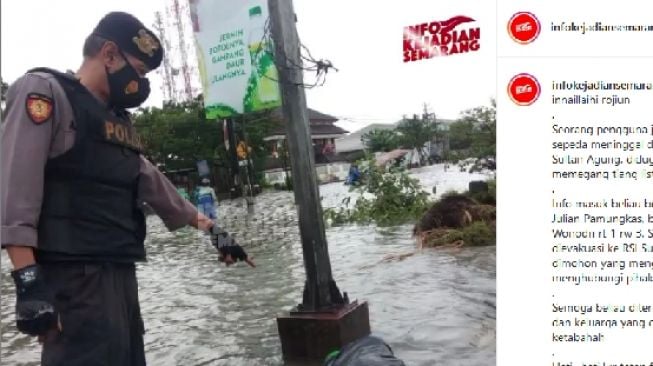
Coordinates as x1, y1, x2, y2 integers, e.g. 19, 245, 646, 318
250, 17, 338, 90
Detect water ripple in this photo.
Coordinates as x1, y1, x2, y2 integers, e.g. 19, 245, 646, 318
1, 164, 495, 365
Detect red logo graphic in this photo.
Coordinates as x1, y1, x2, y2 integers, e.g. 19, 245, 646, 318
507, 12, 540, 44
403, 15, 480, 62
507, 73, 540, 106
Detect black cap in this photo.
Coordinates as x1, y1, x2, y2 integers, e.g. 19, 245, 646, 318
92, 12, 163, 70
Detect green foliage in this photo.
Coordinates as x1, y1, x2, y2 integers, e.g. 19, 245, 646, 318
284, 174, 293, 190
258, 176, 272, 189
133, 100, 275, 183
395, 108, 440, 164
460, 221, 496, 246
324, 159, 430, 227
423, 222, 495, 247
447, 119, 475, 151
446, 99, 496, 160
397, 114, 437, 149
361, 129, 400, 153
465, 178, 496, 205
133, 100, 220, 171
241, 111, 277, 180
439, 178, 496, 206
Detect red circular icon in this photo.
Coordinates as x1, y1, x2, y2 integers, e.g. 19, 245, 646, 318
507, 12, 541, 44
507, 73, 540, 106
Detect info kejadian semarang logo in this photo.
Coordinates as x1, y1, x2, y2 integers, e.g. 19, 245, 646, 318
403, 15, 480, 62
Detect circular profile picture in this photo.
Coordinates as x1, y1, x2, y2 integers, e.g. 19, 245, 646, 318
507, 73, 540, 106
507, 12, 541, 44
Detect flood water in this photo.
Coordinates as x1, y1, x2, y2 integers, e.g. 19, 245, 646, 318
1, 164, 496, 365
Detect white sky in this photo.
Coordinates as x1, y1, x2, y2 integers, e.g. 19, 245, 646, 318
1, 0, 496, 133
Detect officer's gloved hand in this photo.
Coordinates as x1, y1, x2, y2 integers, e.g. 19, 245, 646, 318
11, 264, 59, 336
210, 225, 256, 267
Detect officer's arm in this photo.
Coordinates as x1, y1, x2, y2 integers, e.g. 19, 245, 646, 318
137, 156, 199, 231
1, 74, 57, 269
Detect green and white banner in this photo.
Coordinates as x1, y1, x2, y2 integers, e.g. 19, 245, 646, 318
190, 0, 282, 118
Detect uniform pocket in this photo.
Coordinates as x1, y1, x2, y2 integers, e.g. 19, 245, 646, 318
41, 264, 111, 366
57, 264, 108, 341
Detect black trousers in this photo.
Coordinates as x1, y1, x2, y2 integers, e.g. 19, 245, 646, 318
39, 262, 146, 366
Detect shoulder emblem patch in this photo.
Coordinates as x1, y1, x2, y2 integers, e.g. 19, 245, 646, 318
25, 93, 54, 124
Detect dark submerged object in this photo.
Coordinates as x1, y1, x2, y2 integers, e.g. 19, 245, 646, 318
323, 335, 406, 366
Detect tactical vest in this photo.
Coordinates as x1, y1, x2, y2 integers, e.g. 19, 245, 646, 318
31, 68, 147, 263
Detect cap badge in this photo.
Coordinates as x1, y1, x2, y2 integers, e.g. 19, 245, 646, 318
132, 29, 159, 57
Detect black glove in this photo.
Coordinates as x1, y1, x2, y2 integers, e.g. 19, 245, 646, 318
11, 264, 58, 336
209, 225, 250, 263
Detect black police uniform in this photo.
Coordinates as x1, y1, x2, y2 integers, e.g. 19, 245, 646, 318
34, 12, 162, 366
4, 11, 251, 366
35, 68, 147, 263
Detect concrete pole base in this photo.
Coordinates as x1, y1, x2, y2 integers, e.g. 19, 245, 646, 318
277, 300, 371, 365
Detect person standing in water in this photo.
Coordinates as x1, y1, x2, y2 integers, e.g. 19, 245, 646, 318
197, 177, 218, 219
0, 12, 253, 365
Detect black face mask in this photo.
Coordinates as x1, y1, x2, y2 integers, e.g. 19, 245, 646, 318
106, 53, 150, 109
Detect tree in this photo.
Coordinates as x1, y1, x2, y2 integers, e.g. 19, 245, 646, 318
447, 119, 474, 151
132, 100, 276, 185
133, 100, 221, 171
239, 111, 277, 183
323, 157, 430, 226
396, 104, 439, 165
361, 128, 400, 152
447, 98, 496, 159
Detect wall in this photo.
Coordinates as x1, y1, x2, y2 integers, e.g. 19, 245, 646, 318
264, 161, 351, 186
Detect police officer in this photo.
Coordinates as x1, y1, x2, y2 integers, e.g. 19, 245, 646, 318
0, 12, 254, 366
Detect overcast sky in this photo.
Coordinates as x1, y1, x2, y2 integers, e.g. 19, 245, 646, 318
1, 0, 496, 133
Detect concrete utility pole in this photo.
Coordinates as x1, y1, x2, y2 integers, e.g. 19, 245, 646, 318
267, 0, 370, 364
